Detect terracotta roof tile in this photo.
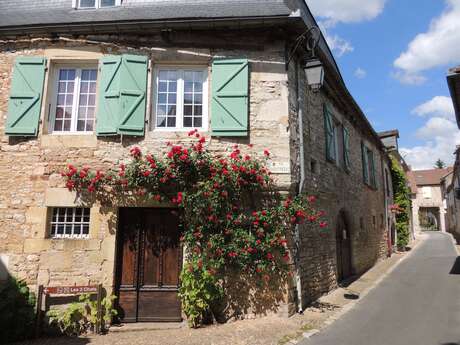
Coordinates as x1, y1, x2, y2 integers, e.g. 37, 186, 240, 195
410, 167, 453, 187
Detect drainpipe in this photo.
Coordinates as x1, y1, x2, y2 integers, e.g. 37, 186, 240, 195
294, 58, 306, 313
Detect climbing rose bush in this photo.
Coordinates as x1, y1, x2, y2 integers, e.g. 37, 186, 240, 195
61, 130, 326, 327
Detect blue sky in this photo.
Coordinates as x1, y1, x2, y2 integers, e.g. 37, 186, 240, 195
308, 0, 460, 169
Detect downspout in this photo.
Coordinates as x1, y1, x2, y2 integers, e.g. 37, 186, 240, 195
294, 58, 306, 313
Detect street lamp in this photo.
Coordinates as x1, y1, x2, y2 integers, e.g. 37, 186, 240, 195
286, 26, 325, 92
304, 58, 324, 92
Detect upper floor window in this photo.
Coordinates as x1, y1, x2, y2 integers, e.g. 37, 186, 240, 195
324, 104, 351, 171
78, 0, 119, 8
153, 68, 208, 131
50, 66, 98, 133
422, 186, 432, 199
362, 142, 377, 189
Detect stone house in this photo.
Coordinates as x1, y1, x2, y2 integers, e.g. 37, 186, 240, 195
442, 147, 460, 242
0, 0, 393, 323
407, 168, 453, 233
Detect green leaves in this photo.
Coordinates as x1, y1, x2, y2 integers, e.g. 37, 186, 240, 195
0, 278, 36, 343
46, 294, 117, 336
390, 157, 411, 247
61, 133, 326, 327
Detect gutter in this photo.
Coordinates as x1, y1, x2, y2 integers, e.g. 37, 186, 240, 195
293, 56, 305, 313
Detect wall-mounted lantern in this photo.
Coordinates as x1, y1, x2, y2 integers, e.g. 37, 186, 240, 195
304, 58, 324, 92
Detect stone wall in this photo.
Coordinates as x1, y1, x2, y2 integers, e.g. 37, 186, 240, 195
0, 32, 292, 302
287, 58, 390, 307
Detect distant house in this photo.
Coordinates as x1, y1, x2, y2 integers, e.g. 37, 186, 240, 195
0, 0, 393, 323
407, 168, 453, 233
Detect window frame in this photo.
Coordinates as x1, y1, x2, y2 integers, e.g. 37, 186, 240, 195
48, 63, 98, 135
362, 143, 378, 189
49, 207, 91, 239
151, 66, 209, 132
77, 0, 119, 9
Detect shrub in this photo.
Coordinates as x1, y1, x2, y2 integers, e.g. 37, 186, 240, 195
47, 294, 117, 336
0, 278, 36, 343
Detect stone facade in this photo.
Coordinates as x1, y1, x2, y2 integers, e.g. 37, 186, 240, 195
286, 59, 391, 307
0, 28, 391, 319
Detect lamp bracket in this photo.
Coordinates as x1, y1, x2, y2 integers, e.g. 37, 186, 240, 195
285, 26, 321, 70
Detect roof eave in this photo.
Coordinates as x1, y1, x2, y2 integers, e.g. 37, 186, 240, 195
447, 72, 460, 129
0, 15, 297, 37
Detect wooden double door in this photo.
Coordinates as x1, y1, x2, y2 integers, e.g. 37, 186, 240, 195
116, 208, 182, 322
336, 212, 352, 282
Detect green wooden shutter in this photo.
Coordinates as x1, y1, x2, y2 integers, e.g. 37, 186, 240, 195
5, 57, 47, 136
324, 105, 335, 161
117, 55, 148, 136
361, 142, 369, 184
343, 127, 351, 171
211, 59, 249, 137
369, 150, 377, 188
96, 56, 122, 136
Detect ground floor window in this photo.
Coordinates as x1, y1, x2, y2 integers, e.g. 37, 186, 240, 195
50, 207, 90, 239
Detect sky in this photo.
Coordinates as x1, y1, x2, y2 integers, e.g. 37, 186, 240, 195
307, 0, 460, 170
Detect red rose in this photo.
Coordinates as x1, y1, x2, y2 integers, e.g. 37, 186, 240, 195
142, 170, 151, 177
263, 149, 270, 157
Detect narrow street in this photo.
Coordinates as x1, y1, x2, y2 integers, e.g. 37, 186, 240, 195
301, 232, 460, 345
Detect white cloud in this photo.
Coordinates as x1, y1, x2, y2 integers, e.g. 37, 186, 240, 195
400, 128, 460, 169
401, 118, 459, 169
401, 96, 459, 169
391, 71, 427, 86
354, 67, 367, 79
325, 33, 354, 56
415, 117, 457, 139
307, 0, 386, 24
309, 1, 387, 57
412, 96, 455, 120
394, 0, 460, 84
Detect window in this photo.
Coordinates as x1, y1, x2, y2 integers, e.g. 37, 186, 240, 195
422, 187, 432, 199
362, 142, 377, 188
77, 0, 118, 8
324, 104, 349, 171
50, 67, 98, 133
153, 68, 208, 131
49, 208, 90, 239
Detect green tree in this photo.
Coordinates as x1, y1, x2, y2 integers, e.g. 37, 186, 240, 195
390, 157, 411, 248
434, 159, 446, 169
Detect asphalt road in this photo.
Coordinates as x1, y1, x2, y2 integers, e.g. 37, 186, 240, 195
301, 232, 460, 345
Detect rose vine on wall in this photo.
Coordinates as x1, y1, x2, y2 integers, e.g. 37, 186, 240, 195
61, 131, 326, 327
